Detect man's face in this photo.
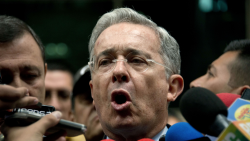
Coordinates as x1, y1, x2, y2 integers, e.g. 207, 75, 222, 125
0, 32, 46, 103
89, 22, 174, 138
190, 51, 239, 94
74, 93, 103, 140
44, 70, 72, 120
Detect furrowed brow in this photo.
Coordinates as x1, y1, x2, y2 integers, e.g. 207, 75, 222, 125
95, 48, 152, 60
95, 48, 116, 61
124, 48, 152, 60
21, 65, 41, 75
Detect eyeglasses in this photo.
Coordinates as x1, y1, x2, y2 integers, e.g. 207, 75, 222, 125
88, 52, 173, 75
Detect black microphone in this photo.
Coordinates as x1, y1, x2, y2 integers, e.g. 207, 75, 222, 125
179, 87, 230, 137
241, 88, 250, 100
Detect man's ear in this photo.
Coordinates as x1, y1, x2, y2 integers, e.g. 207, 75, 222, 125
44, 63, 47, 78
167, 74, 184, 102
89, 80, 95, 106
230, 85, 250, 95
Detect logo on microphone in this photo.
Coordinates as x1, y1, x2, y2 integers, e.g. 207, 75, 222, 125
235, 104, 250, 121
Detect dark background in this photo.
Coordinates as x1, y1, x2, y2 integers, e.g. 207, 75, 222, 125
0, 0, 246, 107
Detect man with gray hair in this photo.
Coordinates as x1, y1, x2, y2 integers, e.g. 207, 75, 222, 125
88, 7, 184, 140
3, 7, 184, 141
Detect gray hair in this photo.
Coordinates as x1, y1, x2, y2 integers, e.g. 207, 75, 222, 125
88, 8, 181, 78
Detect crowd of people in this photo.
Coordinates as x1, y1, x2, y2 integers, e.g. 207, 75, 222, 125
0, 6, 249, 141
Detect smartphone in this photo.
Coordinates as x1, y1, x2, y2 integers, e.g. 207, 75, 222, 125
4, 111, 86, 137
4, 105, 86, 137
11, 104, 53, 115
241, 88, 250, 100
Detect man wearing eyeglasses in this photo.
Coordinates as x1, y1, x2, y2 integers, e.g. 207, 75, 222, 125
1, 7, 184, 141
88, 8, 184, 141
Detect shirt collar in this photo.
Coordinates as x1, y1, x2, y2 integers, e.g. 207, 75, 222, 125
152, 126, 168, 141
106, 126, 168, 141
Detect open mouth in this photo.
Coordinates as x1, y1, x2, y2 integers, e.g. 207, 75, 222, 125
115, 94, 127, 104
111, 90, 131, 110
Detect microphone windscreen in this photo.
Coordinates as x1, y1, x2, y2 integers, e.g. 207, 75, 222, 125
216, 93, 240, 107
179, 87, 228, 134
165, 122, 204, 141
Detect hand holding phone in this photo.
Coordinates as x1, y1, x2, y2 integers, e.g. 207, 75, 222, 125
1, 111, 66, 141
3, 105, 86, 137
4, 112, 86, 137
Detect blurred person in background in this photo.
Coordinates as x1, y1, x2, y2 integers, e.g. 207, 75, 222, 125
0, 15, 66, 140
190, 39, 250, 95
44, 59, 74, 121
188, 39, 250, 141
71, 65, 104, 141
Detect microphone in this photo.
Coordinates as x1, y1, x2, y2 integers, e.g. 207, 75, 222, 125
216, 92, 250, 121
241, 88, 250, 100
179, 88, 250, 140
165, 122, 211, 141
216, 93, 240, 107
222, 95, 250, 121
179, 87, 230, 137
215, 92, 250, 140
